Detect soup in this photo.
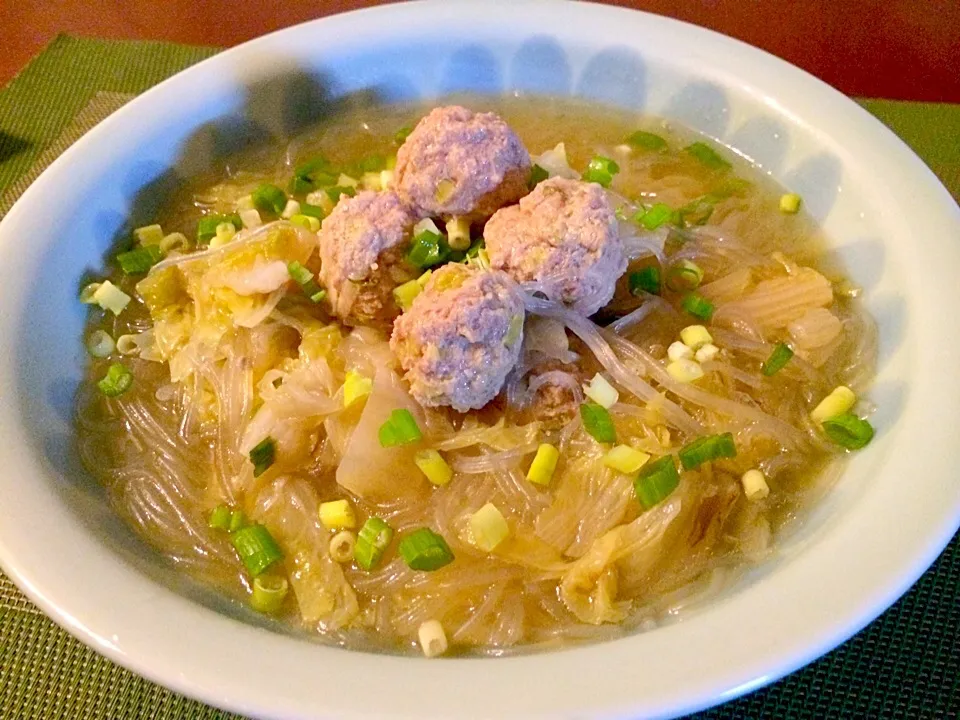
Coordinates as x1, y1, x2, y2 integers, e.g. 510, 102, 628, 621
76, 96, 877, 657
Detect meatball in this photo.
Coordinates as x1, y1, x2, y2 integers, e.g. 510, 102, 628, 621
390, 264, 525, 412
395, 106, 531, 220
484, 177, 627, 316
318, 190, 418, 326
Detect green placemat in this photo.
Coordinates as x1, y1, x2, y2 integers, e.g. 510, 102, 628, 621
1, 35, 958, 720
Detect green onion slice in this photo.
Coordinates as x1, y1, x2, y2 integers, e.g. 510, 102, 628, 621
394, 125, 413, 145
681, 293, 715, 321
117, 245, 164, 274
629, 266, 661, 296
287, 261, 314, 286
678, 432, 737, 471
684, 141, 731, 170
252, 183, 288, 215
251, 574, 289, 613
634, 455, 680, 510
249, 437, 276, 478
580, 402, 617, 444
636, 203, 673, 231
354, 517, 395, 571
665, 260, 704, 292
625, 130, 667, 152
672, 196, 715, 227
582, 155, 620, 187
290, 156, 336, 194
821, 412, 875, 450
529, 164, 549, 189
231, 524, 284, 576
378, 409, 423, 448
228, 510, 247, 533
197, 214, 242, 245
406, 230, 450, 269
325, 185, 357, 203
208, 505, 232, 530
86, 330, 115, 358
97, 363, 133, 397
398, 528, 454, 571
762, 343, 794, 376
298, 202, 326, 219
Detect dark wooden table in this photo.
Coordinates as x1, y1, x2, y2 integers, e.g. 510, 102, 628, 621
2, 0, 959, 102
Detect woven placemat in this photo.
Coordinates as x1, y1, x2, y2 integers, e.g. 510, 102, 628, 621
0, 35, 958, 720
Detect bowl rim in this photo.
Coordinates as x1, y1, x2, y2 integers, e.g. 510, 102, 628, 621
1, 1, 959, 719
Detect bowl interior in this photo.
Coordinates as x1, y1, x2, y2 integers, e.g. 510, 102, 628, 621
1, 3, 957, 719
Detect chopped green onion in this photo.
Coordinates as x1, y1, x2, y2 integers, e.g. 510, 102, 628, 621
821, 412, 874, 450
625, 130, 667, 152
89, 281, 132, 316
445, 216, 471, 251
681, 293, 715, 321
133, 224, 164, 246
634, 455, 681, 510
629, 266, 661, 296
780, 193, 802, 214
636, 203, 673, 231
393, 279, 423, 311
582, 155, 620, 187
289, 214, 321, 232
86, 329, 115, 358
469, 503, 510, 552
208, 505, 232, 530
526, 443, 561, 486
329, 530, 357, 563
672, 196, 715, 227
325, 185, 356, 203
418, 619, 448, 657
356, 154, 387, 173
378, 408, 422, 447
231, 524, 283, 576
529, 164, 549, 189
415, 449, 453, 486
762, 343, 794, 376
580, 402, 616, 444
354, 517, 394, 571
249, 437, 276, 478
298, 202, 326, 219
394, 125, 413, 145
684, 141, 731, 170
287, 261, 325, 302
603, 444, 650, 474
583, 373, 619, 409
666, 358, 704, 383
465, 237, 485, 259
680, 324, 712, 350
197, 214, 242, 245
290, 156, 336, 194
811, 386, 857, 424
251, 574, 289, 613
97, 363, 132, 397
678, 432, 737, 471
252, 184, 288, 215
665, 260, 704, 292
398, 528, 454, 571
287, 261, 314, 286
406, 230, 450, 269
343, 370, 373, 408
319, 499, 356, 530
228, 510, 247, 533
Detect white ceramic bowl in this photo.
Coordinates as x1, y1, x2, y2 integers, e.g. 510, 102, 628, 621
1, 2, 959, 718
